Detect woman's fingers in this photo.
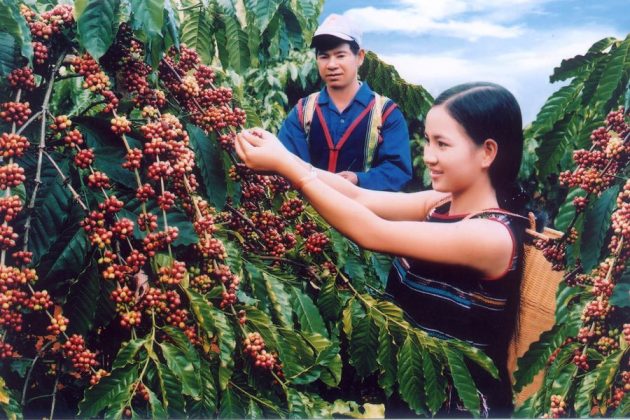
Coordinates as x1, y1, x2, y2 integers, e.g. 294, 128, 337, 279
234, 134, 247, 161
240, 129, 265, 146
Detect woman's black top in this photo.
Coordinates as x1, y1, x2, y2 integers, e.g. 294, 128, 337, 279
385, 201, 527, 417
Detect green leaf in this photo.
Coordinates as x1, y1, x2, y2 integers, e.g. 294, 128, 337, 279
423, 351, 447, 416
187, 124, 227, 209
78, 365, 139, 417
535, 116, 572, 180
247, 398, 264, 418
349, 313, 379, 377
210, 306, 236, 390
611, 283, 630, 307
78, 119, 141, 190
330, 229, 349, 267
614, 392, 630, 417
318, 276, 342, 321
153, 360, 186, 417
77, 0, 121, 60
580, 185, 619, 271
370, 253, 393, 286
144, 385, 168, 419
180, 1, 214, 64
376, 324, 397, 397
42, 229, 90, 288
554, 188, 586, 231
131, 0, 164, 38
530, 79, 583, 136
574, 369, 598, 417
112, 338, 147, 370
188, 358, 217, 417
263, 272, 292, 327
287, 388, 310, 418
450, 341, 499, 380
163, 0, 180, 50
594, 350, 624, 400
588, 37, 618, 53
0, 3, 32, 62
550, 363, 578, 400
186, 289, 216, 337
245, 0, 282, 34
243, 307, 280, 350
15, 151, 73, 267
63, 265, 105, 335
158, 341, 201, 398
220, 387, 246, 418
342, 297, 365, 338
225, 15, 250, 73
513, 321, 580, 392
290, 286, 328, 337
397, 334, 426, 415
343, 252, 366, 285
445, 347, 480, 418
0, 33, 17, 76
591, 36, 630, 108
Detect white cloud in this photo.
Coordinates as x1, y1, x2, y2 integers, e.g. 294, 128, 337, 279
376, 27, 622, 123
343, 0, 551, 40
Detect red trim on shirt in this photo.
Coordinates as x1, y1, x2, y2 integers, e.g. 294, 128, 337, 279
297, 98, 304, 128
315, 99, 376, 172
382, 102, 397, 124
483, 217, 517, 281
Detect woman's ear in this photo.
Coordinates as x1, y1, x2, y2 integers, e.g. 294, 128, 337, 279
481, 138, 498, 169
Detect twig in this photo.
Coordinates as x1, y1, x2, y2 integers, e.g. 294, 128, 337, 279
22, 53, 66, 255
42, 151, 88, 211
15, 110, 43, 135
225, 203, 264, 237
49, 372, 60, 420
21, 340, 54, 405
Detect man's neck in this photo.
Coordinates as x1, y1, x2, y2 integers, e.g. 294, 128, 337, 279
326, 80, 361, 113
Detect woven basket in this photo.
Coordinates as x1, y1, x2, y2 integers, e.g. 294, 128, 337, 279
507, 212, 564, 406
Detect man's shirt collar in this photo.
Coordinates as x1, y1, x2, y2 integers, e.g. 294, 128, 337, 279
317, 82, 373, 108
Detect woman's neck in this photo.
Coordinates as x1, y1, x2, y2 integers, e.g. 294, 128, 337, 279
448, 178, 499, 215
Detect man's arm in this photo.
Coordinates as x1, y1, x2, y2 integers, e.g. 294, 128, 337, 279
277, 105, 311, 162
354, 104, 412, 191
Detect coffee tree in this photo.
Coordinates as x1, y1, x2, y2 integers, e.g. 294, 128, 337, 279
0, 1, 500, 418
514, 36, 630, 418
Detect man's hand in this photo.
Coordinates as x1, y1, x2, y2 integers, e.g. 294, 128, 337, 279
337, 171, 358, 185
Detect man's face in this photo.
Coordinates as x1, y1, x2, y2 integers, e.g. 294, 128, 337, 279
316, 43, 365, 90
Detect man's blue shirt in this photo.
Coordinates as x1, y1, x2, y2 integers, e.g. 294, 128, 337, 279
278, 83, 412, 191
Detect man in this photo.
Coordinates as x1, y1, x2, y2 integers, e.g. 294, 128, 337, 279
278, 14, 412, 192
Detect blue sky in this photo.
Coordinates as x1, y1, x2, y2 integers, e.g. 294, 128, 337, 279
321, 0, 629, 124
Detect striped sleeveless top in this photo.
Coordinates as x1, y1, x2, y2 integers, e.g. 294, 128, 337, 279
385, 201, 526, 379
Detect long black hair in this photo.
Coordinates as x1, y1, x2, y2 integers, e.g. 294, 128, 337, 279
433, 82, 527, 214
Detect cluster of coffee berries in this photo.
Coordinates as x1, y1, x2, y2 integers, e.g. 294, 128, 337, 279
111, 116, 132, 135
305, 232, 329, 254
243, 332, 280, 372
280, 198, 305, 219
210, 264, 240, 308
62, 334, 98, 374
0, 102, 32, 126
535, 238, 566, 271
548, 395, 567, 418
7, 67, 36, 91
560, 109, 627, 197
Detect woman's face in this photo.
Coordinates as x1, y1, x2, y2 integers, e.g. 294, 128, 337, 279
423, 105, 491, 193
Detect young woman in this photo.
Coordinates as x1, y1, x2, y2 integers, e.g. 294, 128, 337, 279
235, 82, 528, 417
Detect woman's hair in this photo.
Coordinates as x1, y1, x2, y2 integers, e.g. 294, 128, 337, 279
433, 82, 527, 213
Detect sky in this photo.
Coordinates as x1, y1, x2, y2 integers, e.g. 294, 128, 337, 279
321, 0, 629, 124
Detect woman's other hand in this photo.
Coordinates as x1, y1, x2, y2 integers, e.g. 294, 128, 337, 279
235, 129, 293, 174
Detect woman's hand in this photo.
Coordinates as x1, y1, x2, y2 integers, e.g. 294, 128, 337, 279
235, 129, 294, 175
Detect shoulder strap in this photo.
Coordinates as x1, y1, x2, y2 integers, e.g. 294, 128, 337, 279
363, 93, 390, 171
465, 209, 534, 230
300, 92, 320, 142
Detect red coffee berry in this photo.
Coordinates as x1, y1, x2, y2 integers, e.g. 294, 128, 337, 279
0, 102, 32, 125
